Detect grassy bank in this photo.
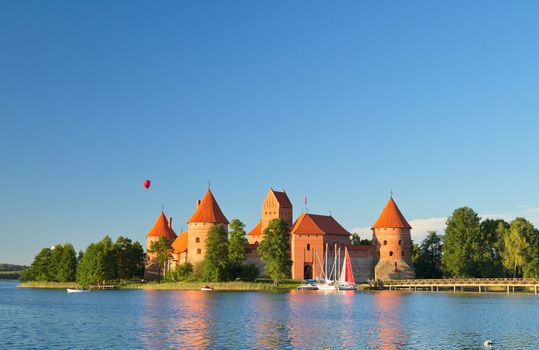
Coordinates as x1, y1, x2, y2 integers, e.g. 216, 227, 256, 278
18, 281, 81, 289
123, 279, 301, 291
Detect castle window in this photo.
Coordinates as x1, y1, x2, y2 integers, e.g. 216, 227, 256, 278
402, 251, 404, 257
389, 251, 393, 257
196, 237, 200, 243
398, 240, 402, 245
255, 241, 259, 245
383, 240, 387, 246
197, 249, 201, 254
306, 243, 311, 251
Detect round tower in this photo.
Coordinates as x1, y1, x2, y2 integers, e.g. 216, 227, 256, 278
145, 211, 177, 261
371, 196, 415, 280
186, 189, 229, 265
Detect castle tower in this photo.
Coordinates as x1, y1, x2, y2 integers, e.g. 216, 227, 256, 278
145, 211, 177, 261
186, 190, 229, 264
247, 188, 293, 244
371, 197, 415, 280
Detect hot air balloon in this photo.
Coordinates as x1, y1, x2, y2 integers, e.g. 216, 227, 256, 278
144, 179, 151, 190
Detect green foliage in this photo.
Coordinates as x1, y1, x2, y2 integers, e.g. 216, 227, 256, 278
76, 236, 117, 286
22, 248, 53, 282
257, 219, 292, 285
228, 218, 248, 279
0, 263, 28, 272
164, 263, 194, 282
442, 207, 493, 278
113, 236, 144, 280
239, 263, 259, 282
501, 218, 538, 278
49, 244, 77, 282
413, 231, 443, 278
148, 236, 173, 282
202, 224, 230, 282
351, 233, 371, 245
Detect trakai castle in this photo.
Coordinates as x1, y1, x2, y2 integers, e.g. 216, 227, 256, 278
145, 188, 415, 282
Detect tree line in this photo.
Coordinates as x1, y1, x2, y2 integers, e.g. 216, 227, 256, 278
413, 207, 539, 279
21, 236, 144, 286
155, 218, 292, 284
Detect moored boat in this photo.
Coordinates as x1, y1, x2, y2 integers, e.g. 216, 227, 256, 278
66, 288, 88, 293
201, 285, 213, 291
297, 279, 318, 290
338, 247, 357, 290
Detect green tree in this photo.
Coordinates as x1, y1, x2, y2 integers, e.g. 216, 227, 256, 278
76, 236, 118, 286
228, 219, 248, 279
257, 219, 292, 285
23, 248, 52, 281
350, 233, 362, 245
203, 224, 230, 282
147, 236, 174, 282
442, 207, 484, 277
413, 231, 443, 278
501, 218, 538, 277
478, 219, 507, 277
114, 236, 145, 280
50, 243, 77, 282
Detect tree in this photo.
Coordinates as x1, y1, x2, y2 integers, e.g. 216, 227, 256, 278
23, 248, 52, 281
203, 224, 230, 282
257, 219, 292, 285
147, 237, 173, 282
479, 219, 508, 277
114, 236, 145, 280
413, 231, 443, 278
351, 233, 361, 245
442, 207, 483, 277
228, 219, 248, 279
501, 218, 538, 277
76, 236, 118, 286
50, 243, 77, 282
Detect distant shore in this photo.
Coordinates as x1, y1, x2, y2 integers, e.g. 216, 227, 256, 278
18, 281, 82, 289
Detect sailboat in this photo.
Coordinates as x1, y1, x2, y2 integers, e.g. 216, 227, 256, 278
338, 247, 357, 290
316, 243, 337, 291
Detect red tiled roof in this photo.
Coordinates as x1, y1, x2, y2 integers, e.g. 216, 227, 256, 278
372, 197, 411, 229
146, 211, 177, 241
247, 220, 262, 236
291, 213, 350, 236
172, 231, 188, 254
272, 189, 292, 208
187, 190, 229, 224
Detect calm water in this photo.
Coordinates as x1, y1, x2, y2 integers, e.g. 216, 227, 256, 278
1, 281, 538, 349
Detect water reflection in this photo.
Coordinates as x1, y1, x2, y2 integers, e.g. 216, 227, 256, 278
141, 290, 211, 349
371, 291, 407, 350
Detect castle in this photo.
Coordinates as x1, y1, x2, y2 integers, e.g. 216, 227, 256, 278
144, 188, 415, 281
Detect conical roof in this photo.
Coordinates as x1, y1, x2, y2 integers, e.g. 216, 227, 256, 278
172, 231, 188, 254
187, 190, 229, 224
146, 211, 178, 240
372, 197, 411, 229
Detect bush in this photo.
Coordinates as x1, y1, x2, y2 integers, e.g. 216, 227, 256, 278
239, 264, 259, 282
164, 263, 194, 282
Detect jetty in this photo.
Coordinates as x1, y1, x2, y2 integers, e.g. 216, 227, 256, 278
382, 278, 539, 294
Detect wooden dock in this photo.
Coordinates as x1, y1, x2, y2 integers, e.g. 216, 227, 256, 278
382, 278, 539, 294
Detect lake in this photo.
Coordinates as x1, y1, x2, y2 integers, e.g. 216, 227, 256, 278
1, 280, 538, 349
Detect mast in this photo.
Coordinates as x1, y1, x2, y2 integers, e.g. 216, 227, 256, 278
325, 243, 328, 280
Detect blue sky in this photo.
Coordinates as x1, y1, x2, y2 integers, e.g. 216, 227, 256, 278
1, 1, 539, 264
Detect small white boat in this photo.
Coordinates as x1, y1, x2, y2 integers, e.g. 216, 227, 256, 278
201, 285, 213, 291
66, 288, 88, 293
297, 280, 318, 290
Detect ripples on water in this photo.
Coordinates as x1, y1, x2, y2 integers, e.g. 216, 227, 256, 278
1, 280, 538, 349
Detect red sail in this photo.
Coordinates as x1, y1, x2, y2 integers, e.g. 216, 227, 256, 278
345, 249, 355, 284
